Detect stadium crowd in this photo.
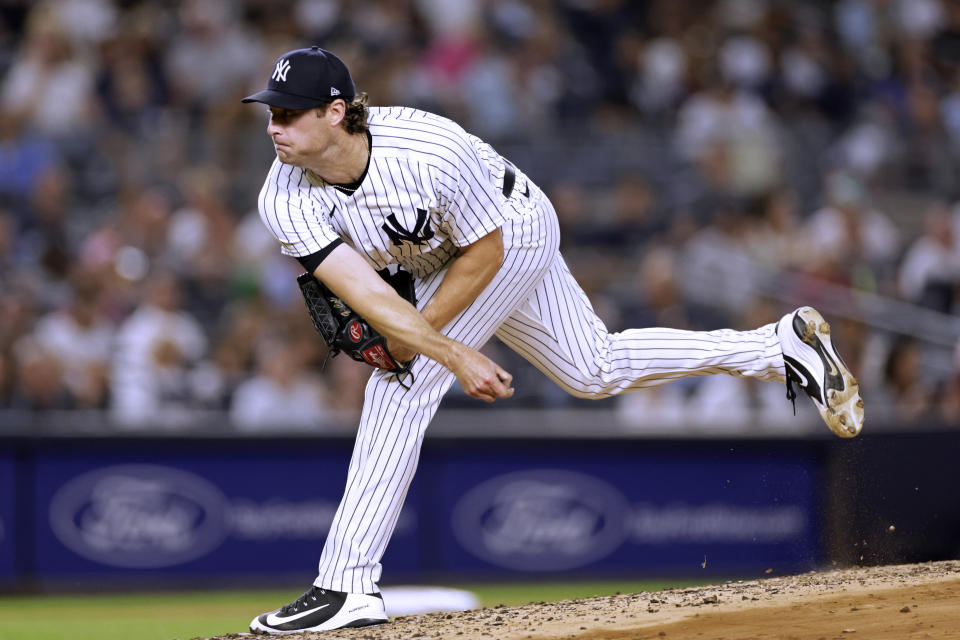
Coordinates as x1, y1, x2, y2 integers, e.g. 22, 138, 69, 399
1, 0, 959, 432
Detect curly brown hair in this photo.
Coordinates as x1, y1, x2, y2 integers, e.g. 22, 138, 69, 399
317, 92, 369, 136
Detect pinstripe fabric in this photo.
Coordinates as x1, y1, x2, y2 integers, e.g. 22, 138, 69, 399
496, 256, 785, 399
311, 195, 785, 594
258, 107, 514, 277
315, 188, 558, 594
255, 107, 787, 595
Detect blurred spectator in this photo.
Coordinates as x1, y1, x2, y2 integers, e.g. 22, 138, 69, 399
616, 382, 693, 432
802, 172, 900, 285
0, 292, 34, 356
21, 165, 74, 288
831, 104, 895, 179
164, 0, 263, 111
941, 72, 960, 156
743, 188, 805, 271
111, 272, 207, 427
0, 4, 94, 139
0, 208, 16, 285
0, 350, 11, 409
876, 335, 942, 424
624, 245, 694, 329
0, 290, 35, 411
942, 341, 960, 424
32, 274, 113, 408
322, 355, 371, 415
682, 203, 764, 314
630, 36, 687, 115
116, 186, 175, 263
898, 202, 960, 312
685, 374, 805, 432
230, 336, 330, 431
0, 106, 57, 215
95, 13, 168, 138
834, 0, 886, 77
166, 166, 237, 321
832, 315, 884, 392
675, 80, 782, 197
188, 298, 272, 411
189, 335, 252, 411
8, 338, 72, 411
779, 21, 832, 104
718, 33, 772, 92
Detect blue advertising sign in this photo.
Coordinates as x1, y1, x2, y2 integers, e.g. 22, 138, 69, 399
0, 452, 14, 582
434, 448, 819, 577
25, 439, 821, 585
32, 447, 420, 580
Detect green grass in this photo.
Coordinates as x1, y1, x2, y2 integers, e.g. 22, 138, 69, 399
0, 580, 703, 640
0, 589, 297, 640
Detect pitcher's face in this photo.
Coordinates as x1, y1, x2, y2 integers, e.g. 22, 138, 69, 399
266, 106, 329, 166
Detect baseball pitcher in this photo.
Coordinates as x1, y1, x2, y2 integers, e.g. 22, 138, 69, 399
242, 47, 864, 634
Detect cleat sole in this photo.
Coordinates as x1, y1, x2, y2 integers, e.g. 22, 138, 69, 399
795, 307, 864, 438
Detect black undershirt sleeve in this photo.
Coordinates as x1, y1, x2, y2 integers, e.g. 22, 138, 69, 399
296, 238, 344, 274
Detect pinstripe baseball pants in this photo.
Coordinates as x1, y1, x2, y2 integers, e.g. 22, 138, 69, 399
314, 193, 787, 594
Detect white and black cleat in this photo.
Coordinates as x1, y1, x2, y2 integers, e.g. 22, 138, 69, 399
250, 586, 387, 635
777, 306, 864, 438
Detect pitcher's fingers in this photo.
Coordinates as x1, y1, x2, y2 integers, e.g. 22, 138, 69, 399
494, 370, 514, 397
466, 384, 495, 402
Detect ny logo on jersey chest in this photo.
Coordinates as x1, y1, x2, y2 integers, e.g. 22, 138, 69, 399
382, 208, 435, 246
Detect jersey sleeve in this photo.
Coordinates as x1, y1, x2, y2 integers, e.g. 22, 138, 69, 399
435, 129, 506, 248
257, 160, 340, 258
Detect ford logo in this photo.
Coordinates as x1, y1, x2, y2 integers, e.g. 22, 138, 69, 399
49, 465, 228, 568
452, 469, 629, 571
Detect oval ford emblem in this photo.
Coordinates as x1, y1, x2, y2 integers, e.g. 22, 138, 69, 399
452, 469, 629, 571
49, 465, 228, 568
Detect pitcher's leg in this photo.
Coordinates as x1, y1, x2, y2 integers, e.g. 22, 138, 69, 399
314, 240, 558, 593
496, 257, 786, 398
315, 355, 457, 593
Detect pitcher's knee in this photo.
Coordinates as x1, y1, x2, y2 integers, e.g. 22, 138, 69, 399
558, 372, 619, 399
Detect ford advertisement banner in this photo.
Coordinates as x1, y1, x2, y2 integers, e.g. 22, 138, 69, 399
435, 447, 819, 577
32, 447, 420, 580
25, 439, 819, 583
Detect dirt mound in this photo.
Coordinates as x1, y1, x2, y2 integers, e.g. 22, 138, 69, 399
204, 560, 960, 640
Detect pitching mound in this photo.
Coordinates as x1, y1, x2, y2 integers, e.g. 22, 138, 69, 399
206, 560, 960, 640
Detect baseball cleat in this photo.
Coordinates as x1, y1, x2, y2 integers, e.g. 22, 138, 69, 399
249, 586, 387, 635
777, 306, 864, 438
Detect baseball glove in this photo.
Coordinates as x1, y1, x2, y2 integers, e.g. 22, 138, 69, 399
296, 269, 417, 381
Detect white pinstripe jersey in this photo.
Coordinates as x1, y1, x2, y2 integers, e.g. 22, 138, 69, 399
257, 106, 534, 278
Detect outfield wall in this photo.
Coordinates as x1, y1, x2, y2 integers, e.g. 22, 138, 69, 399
0, 425, 957, 589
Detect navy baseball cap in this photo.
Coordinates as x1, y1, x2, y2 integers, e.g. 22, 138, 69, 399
242, 46, 356, 110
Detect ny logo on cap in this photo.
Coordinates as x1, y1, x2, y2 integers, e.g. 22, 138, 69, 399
272, 59, 291, 82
